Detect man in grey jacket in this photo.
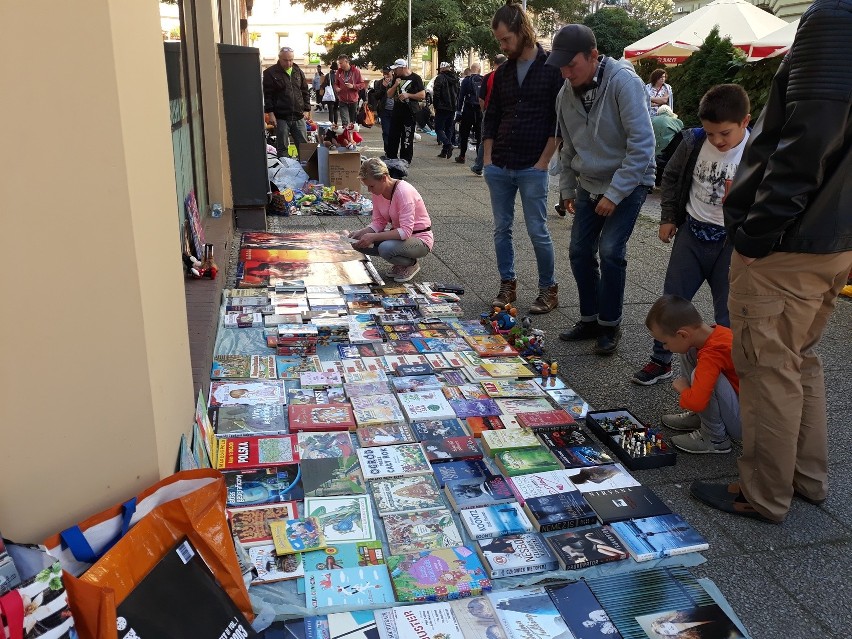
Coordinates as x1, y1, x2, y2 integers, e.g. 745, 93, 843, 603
548, 25, 655, 354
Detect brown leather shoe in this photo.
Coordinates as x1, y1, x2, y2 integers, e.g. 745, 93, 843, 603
529, 284, 558, 314
491, 280, 517, 307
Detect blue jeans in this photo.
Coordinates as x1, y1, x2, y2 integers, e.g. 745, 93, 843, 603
484, 164, 556, 289
569, 185, 647, 325
651, 223, 733, 364
434, 109, 454, 150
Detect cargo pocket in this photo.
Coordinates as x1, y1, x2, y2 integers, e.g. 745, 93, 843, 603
728, 292, 786, 370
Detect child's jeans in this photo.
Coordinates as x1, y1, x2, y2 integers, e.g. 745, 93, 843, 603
680, 347, 741, 441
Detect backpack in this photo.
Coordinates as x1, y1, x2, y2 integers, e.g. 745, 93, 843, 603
469, 74, 483, 106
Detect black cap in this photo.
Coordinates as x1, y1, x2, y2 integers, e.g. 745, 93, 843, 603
382, 65, 393, 72
546, 24, 596, 68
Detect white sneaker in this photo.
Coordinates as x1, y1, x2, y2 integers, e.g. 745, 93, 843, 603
661, 411, 700, 431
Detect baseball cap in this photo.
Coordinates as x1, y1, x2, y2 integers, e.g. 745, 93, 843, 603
439, 61, 452, 69
545, 24, 596, 68
389, 58, 408, 69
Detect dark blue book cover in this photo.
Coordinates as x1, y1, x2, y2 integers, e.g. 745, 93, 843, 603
433, 459, 490, 487
224, 467, 303, 506
397, 363, 435, 377
411, 419, 470, 441
449, 399, 502, 419
525, 490, 597, 532
546, 581, 622, 639
610, 514, 708, 561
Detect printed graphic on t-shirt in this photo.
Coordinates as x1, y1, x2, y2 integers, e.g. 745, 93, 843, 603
687, 131, 750, 226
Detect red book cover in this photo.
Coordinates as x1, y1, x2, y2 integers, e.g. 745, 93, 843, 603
466, 416, 505, 437
216, 435, 299, 471
517, 410, 575, 429
288, 404, 357, 432
421, 436, 483, 463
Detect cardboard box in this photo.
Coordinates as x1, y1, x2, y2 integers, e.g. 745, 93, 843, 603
298, 142, 319, 164
303, 146, 362, 191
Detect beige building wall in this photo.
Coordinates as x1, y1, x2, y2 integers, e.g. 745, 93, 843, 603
0, 0, 194, 541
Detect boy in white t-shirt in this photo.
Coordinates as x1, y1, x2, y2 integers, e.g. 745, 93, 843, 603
632, 85, 751, 395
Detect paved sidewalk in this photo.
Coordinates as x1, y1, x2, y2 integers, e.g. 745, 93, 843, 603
252, 120, 852, 638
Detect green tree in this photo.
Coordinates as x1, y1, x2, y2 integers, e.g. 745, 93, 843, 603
583, 8, 650, 59
627, 0, 674, 30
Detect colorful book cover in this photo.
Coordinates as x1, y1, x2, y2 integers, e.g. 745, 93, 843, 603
249, 544, 305, 584
370, 475, 446, 516
410, 419, 470, 441
411, 337, 471, 353
374, 603, 465, 639
546, 580, 623, 639
457, 384, 492, 400
635, 605, 746, 639
287, 387, 325, 405
390, 375, 444, 393
343, 380, 394, 398
516, 410, 576, 429
195, 389, 216, 466
270, 517, 327, 554
479, 362, 535, 378
463, 335, 519, 357
546, 388, 590, 418
450, 597, 507, 639
300, 371, 343, 388
462, 365, 492, 383
305, 565, 395, 609
338, 343, 377, 359
397, 363, 435, 377
223, 467, 303, 506
480, 428, 541, 457
328, 611, 380, 639
356, 423, 417, 447
433, 459, 490, 488
609, 514, 709, 562
300, 541, 385, 575
276, 355, 322, 380
563, 464, 640, 493
301, 456, 366, 497
476, 533, 558, 578
213, 404, 289, 438
546, 526, 629, 570
374, 340, 418, 355
495, 447, 562, 477
350, 393, 406, 427
449, 399, 502, 419
387, 547, 491, 603
211, 354, 251, 379
583, 486, 672, 524
297, 431, 355, 459
421, 436, 483, 463
466, 416, 505, 437
344, 369, 390, 384
537, 428, 613, 468
357, 443, 432, 480
424, 353, 452, 369
481, 380, 545, 398
288, 404, 357, 432
251, 355, 278, 380
487, 586, 574, 639
228, 502, 298, 546
383, 510, 464, 555
397, 390, 457, 422
494, 398, 554, 415
208, 381, 286, 407
215, 434, 299, 471
459, 503, 535, 541
302, 495, 377, 543
439, 370, 468, 386
443, 475, 515, 511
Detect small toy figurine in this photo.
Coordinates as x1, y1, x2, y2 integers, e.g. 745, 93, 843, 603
549, 361, 558, 386
540, 361, 550, 384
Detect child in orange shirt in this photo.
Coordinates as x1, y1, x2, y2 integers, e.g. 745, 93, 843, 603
645, 294, 741, 454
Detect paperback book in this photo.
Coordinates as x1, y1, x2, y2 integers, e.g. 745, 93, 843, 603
343, 380, 394, 398
356, 423, 417, 447
224, 466, 303, 506
210, 354, 251, 379
350, 393, 406, 427
523, 490, 597, 532
494, 398, 554, 415
449, 399, 502, 419
374, 603, 465, 639
327, 611, 380, 639
609, 514, 709, 562
276, 355, 322, 379
270, 517, 327, 554
305, 565, 396, 609
479, 362, 535, 378
357, 443, 432, 480
212, 404, 289, 438
397, 390, 457, 422
421, 436, 483, 463
537, 429, 614, 469
386, 546, 492, 602
546, 580, 623, 639
487, 586, 574, 639
459, 503, 535, 541
249, 544, 305, 584
583, 486, 672, 524
383, 510, 464, 555
506, 469, 576, 505
411, 419, 470, 441
516, 410, 576, 430
546, 526, 629, 570
300, 371, 343, 388
564, 464, 640, 493
297, 431, 355, 459
481, 380, 545, 398
370, 475, 446, 516
466, 416, 506, 437
463, 335, 519, 357
302, 495, 377, 543
300, 456, 366, 497
546, 388, 590, 419
390, 375, 444, 393
494, 447, 562, 477
208, 380, 285, 407
288, 404, 357, 432
216, 434, 299, 471
300, 541, 385, 575
480, 428, 541, 457
432, 459, 490, 488
450, 597, 507, 639
228, 502, 299, 546
476, 533, 558, 578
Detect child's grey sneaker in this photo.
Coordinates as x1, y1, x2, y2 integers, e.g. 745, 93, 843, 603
672, 430, 732, 454
661, 411, 700, 431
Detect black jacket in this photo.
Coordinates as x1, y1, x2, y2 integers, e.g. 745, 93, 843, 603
660, 128, 706, 227
263, 63, 311, 119
723, 0, 852, 257
433, 71, 460, 112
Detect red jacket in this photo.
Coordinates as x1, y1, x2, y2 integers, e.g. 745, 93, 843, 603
334, 66, 365, 104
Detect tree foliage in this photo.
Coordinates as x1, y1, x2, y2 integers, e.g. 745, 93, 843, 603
582, 8, 650, 58
627, 0, 673, 30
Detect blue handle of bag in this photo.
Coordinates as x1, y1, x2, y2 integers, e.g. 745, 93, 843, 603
59, 497, 138, 563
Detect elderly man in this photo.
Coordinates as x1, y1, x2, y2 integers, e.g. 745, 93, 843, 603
333, 54, 365, 126
385, 58, 425, 165
262, 47, 311, 157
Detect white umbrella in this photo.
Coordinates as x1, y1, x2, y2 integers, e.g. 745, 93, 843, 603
623, 0, 788, 64
746, 18, 800, 61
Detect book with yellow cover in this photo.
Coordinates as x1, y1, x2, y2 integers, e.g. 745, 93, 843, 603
269, 517, 327, 555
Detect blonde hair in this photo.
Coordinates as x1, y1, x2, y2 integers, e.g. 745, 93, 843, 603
657, 104, 676, 118
359, 157, 390, 181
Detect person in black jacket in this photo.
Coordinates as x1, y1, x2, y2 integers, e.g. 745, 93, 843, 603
690, 0, 852, 524
263, 47, 312, 157
456, 62, 483, 164
433, 62, 460, 158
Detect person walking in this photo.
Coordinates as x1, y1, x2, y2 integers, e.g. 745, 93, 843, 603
320, 62, 339, 125
549, 24, 655, 353
471, 54, 506, 176
433, 62, 460, 159
482, 2, 563, 314
371, 67, 396, 151
263, 46, 311, 157
386, 58, 425, 165
455, 62, 483, 165
333, 55, 365, 126
312, 64, 324, 111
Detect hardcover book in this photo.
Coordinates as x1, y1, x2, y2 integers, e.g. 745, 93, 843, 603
494, 447, 562, 477
523, 490, 598, 532
546, 580, 623, 639
357, 443, 432, 480
373, 603, 465, 639
546, 525, 629, 570
370, 475, 446, 516
609, 514, 709, 562
443, 475, 515, 511
383, 510, 464, 555
297, 431, 355, 459
476, 533, 558, 578
459, 503, 535, 541
270, 517, 327, 554
449, 399, 502, 419
480, 428, 541, 457
248, 544, 305, 584
494, 398, 554, 415
546, 388, 590, 419
224, 466, 303, 506
583, 486, 672, 524
288, 403, 357, 432
350, 393, 406, 427
516, 410, 576, 430
210, 354, 251, 379
356, 423, 417, 447
300, 456, 366, 497
305, 565, 395, 609
302, 495, 377, 543
386, 547, 492, 602
487, 586, 573, 639
421, 436, 483, 463
228, 502, 299, 546
397, 390, 457, 422
563, 464, 640, 493
212, 404, 289, 438
215, 434, 299, 471
481, 380, 545, 398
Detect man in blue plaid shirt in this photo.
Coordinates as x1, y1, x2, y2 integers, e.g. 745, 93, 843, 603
482, 2, 564, 315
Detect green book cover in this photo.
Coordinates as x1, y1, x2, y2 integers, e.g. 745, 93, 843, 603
495, 446, 562, 477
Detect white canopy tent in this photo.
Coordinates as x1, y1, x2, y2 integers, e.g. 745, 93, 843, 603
746, 18, 800, 61
623, 0, 789, 64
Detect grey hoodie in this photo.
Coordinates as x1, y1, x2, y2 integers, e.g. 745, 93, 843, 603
557, 57, 655, 204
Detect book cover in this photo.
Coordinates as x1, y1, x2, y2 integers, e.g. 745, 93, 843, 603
524, 490, 597, 532
350, 394, 406, 427
635, 604, 746, 639
583, 486, 672, 524
279, 617, 331, 639
546, 580, 623, 639
344, 380, 394, 398
305, 565, 395, 609
370, 475, 446, 516
249, 544, 305, 584
424, 353, 452, 370
288, 404, 357, 432
609, 514, 709, 562
463, 335, 519, 357
494, 398, 554, 415
516, 410, 575, 430
302, 495, 377, 543
495, 447, 562, 477
508, 469, 577, 505
300, 371, 344, 388
397, 390, 457, 422
481, 380, 544, 398
397, 363, 435, 377
390, 375, 444, 394
386, 547, 491, 603
357, 423, 417, 447
344, 369, 390, 384
433, 459, 490, 488
211, 354, 251, 379
374, 340, 419, 356
228, 502, 298, 546
327, 611, 380, 639
300, 541, 386, 576
487, 586, 574, 639
374, 603, 465, 639
213, 404, 289, 438
537, 429, 614, 469
116, 539, 257, 639
383, 510, 464, 555
476, 533, 558, 578
301, 456, 367, 497
208, 380, 285, 407
459, 503, 535, 541
563, 464, 640, 493
443, 475, 515, 511
297, 431, 355, 459
276, 355, 322, 380
546, 388, 590, 419
215, 435, 299, 471
479, 362, 535, 378
450, 597, 507, 639
357, 444, 432, 480
251, 355, 278, 380
466, 416, 505, 437
546, 525, 629, 570
422, 436, 483, 463
462, 365, 492, 383
224, 466, 303, 506
457, 384, 492, 400
338, 343, 378, 359
449, 399, 502, 419
411, 419, 470, 441
270, 517, 327, 554
481, 428, 540, 457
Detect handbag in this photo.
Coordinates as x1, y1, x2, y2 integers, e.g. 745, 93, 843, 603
322, 85, 336, 102
0, 544, 75, 639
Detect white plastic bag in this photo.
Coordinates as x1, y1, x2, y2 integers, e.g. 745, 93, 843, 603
268, 156, 308, 191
